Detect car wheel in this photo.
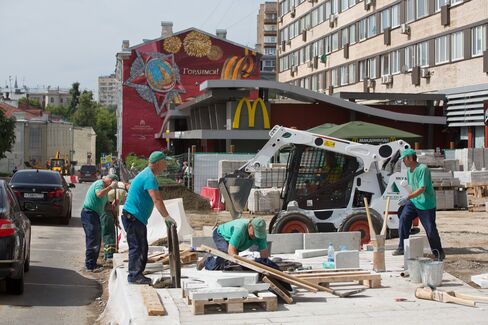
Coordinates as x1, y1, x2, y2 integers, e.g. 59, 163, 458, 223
271, 213, 317, 234
6, 265, 24, 295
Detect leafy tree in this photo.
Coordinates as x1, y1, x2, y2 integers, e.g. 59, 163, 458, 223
18, 97, 41, 108
94, 107, 116, 160
45, 104, 70, 119
71, 91, 97, 127
0, 109, 16, 159
69, 82, 81, 114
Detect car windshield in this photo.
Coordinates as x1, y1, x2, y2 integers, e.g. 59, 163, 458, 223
11, 171, 62, 185
81, 166, 97, 173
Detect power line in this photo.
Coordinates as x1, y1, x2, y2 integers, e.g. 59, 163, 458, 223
215, 0, 238, 29
223, 8, 258, 30
200, 0, 225, 29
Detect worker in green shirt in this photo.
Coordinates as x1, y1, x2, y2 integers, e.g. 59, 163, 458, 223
393, 148, 445, 260
197, 218, 268, 270
81, 174, 119, 272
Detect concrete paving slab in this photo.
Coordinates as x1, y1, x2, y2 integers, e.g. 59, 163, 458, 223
334, 250, 360, 269
294, 248, 328, 259
191, 236, 216, 249
267, 233, 303, 253
243, 283, 270, 292
189, 288, 249, 300
303, 232, 361, 250
471, 273, 488, 288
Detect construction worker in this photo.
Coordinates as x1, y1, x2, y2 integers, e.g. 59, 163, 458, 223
81, 174, 119, 272
122, 151, 176, 285
393, 148, 445, 260
100, 181, 130, 263
197, 218, 268, 270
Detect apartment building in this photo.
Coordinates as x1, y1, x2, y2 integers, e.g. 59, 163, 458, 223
256, 2, 279, 80
98, 74, 118, 107
277, 0, 488, 147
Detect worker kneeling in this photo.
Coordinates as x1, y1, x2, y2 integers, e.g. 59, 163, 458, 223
198, 218, 269, 270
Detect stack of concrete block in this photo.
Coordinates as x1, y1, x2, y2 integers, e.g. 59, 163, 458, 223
247, 188, 282, 213
453, 148, 488, 171
417, 150, 444, 167
217, 160, 248, 180
436, 190, 455, 210
454, 170, 488, 186
254, 167, 287, 188
443, 159, 460, 172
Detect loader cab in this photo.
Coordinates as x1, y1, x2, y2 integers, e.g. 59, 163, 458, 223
282, 145, 359, 211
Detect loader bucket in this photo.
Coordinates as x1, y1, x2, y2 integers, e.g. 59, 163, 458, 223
219, 170, 254, 219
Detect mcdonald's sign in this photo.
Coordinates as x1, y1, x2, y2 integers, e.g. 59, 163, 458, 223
232, 97, 271, 129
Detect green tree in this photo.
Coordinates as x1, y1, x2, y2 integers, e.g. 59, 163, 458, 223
18, 96, 41, 108
0, 109, 16, 159
71, 91, 97, 127
45, 104, 70, 120
69, 82, 81, 114
94, 107, 116, 160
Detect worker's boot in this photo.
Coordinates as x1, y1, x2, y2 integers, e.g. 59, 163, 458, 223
197, 254, 209, 271
392, 249, 404, 256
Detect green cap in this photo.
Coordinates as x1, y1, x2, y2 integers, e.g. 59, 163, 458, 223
106, 174, 119, 181
251, 218, 267, 240
400, 148, 417, 160
149, 151, 171, 163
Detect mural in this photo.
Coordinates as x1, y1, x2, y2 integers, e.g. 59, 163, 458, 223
121, 29, 260, 158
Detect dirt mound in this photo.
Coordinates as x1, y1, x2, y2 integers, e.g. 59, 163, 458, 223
160, 184, 211, 212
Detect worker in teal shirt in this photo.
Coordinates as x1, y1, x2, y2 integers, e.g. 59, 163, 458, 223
122, 151, 177, 285
198, 218, 269, 270
81, 174, 118, 272
393, 148, 445, 260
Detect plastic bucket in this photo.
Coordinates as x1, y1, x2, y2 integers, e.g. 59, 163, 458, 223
421, 261, 444, 288
408, 258, 431, 283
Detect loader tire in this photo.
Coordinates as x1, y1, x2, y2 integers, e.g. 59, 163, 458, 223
271, 213, 317, 234
339, 212, 382, 246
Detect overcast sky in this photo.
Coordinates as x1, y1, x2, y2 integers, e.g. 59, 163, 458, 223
0, 0, 265, 97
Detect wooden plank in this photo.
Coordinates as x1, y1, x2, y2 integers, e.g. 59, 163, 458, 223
189, 293, 277, 315
296, 274, 382, 288
286, 268, 362, 275
363, 197, 377, 241
294, 271, 370, 278
140, 285, 166, 316
263, 276, 293, 304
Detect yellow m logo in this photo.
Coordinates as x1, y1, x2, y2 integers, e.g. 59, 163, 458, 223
232, 97, 270, 129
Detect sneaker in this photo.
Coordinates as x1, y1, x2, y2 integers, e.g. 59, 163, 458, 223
392, 249, 404, 256
197, 254, 209, 271
129, 275, 152, 285
86, 265, 104, 273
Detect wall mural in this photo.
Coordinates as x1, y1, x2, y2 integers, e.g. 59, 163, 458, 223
121, 29, 260, 158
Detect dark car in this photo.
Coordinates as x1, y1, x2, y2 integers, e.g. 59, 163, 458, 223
78, 165, 98, 183
0, 180, 31, 294
9, 170, 74, 225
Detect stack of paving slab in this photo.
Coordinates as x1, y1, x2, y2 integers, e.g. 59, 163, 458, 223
254, 167, 287, 188
416, 150, 445, 167
247, 188, 283, 213
446, 148, 488, 171
430, 168, 464, 209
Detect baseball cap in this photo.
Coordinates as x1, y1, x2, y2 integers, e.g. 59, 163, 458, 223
400, 148, 416, 160
251, 218, 267, 240
106, 174, 119, 181
149, 151, 172, 163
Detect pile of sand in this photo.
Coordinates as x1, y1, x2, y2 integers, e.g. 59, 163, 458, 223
159, 184, 211, 212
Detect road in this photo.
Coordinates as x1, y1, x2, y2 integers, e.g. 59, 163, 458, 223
0, 182, 101, 324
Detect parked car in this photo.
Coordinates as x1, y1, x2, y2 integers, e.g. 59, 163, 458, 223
9, 170, 74, 225
78, 165, 98, 183
0, 179, 31, 294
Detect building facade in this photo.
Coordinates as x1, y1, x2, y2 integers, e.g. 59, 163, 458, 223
277, 0, 488, 147
73, 126, 97, 168
98, 74, 118, 107
115, 23, 261, 159
257, 2, 279, 80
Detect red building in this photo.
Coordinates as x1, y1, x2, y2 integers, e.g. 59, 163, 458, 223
116, 25, 261, 159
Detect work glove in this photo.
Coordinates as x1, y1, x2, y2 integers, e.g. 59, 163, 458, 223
165, 215, 177, 227
398, 196, 409, 207
110, 181, 118, 189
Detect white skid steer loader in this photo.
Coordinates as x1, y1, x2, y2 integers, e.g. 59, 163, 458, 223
219, 125, 420, 245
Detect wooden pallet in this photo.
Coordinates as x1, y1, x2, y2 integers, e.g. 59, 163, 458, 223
189, 293, 277, 315
294, 272, 382, 288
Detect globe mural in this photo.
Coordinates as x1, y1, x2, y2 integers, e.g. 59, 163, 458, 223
145, 58, 176, 92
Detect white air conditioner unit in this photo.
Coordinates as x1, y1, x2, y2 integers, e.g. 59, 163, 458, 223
381, 75, 393, 84
401, 24, 411, 35
421, 67, 431, 78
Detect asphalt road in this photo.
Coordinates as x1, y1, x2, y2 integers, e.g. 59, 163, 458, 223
0, 182, 101, 324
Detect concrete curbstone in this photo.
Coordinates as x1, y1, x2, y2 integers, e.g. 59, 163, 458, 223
334, 250, 360, 269
303, 232, 361, 251
267, 233, 303, 253
295, 248, 328, 259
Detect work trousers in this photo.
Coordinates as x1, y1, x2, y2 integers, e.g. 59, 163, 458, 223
81, 208, 101, 270
398, 200, 444, 258
121, 211, 148, 282
100, 211, 116, 260
204, 228, 229, 270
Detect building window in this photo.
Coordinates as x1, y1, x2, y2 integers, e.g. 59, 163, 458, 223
367, 15, 376, 38
300, 47, 306, 64
60, 98, 63, 103
359, 19, 367, 40
451, 31, 464, 61
359, 60, 366, 81
341, 0, 349, 11
348, 63, 355, 83
340, 66, 348, 85
264, 47, 276, 56
349, 24, 356, 44
304, 77, 310, 90
435, 35, 449, 64
406, 0, 415, 22
435, 0, 450, 11
381, 54, 390, 76
391, 4, 400, 28
349, 0, 357, 6
381, 8, 390, 32
325, 36, 331, 54
331, 0, 339, 15
341, 28, 349, 48
391, 50, 400, 74
312, 74, 318, 91
472, 26, 486, 57
331, 69, 338, 87
417, 41, 429, 67
368, 58, 377, 79
312, 8, 319, 26
50, 97, 54, 103
416, 0, 428, 19
405, 46, 415, 71
331, 32, 339, 51
450, 0, 463, 5
264, 36, 277, 43
325, 1, 331, 18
